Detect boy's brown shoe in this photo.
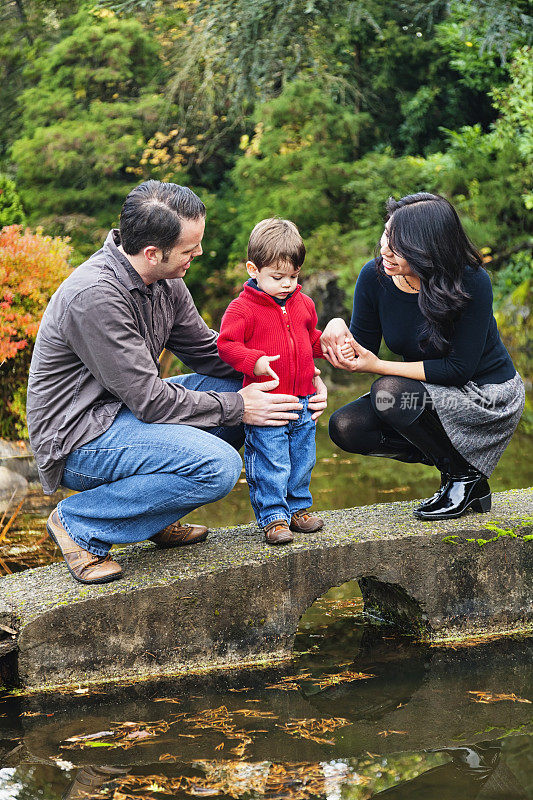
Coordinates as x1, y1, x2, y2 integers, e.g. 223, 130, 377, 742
290, 510, 324, 533
46, 509, 122, 585
263, 520, 293, 545
150, 520, 208, 547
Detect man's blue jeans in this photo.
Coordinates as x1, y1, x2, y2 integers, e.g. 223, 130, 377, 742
244, 395, 315, 528
58, 374, 244, 556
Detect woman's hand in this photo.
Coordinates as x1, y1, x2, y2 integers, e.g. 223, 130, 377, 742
333, 339, 380, 373
320, 318, 356, 368
320, 318, 350, 352
308, 367, 328, 422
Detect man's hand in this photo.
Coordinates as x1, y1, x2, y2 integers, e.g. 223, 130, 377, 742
253, 354, 280, 381
308, 368, 328, 421
239, 381, 302, 426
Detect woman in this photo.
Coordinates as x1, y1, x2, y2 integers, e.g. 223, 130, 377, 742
321, 192, 525, 520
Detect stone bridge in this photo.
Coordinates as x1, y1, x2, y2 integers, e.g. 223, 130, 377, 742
0, 487, 531, 690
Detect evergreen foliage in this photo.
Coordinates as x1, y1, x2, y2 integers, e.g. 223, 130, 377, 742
0, 176, 26, 227
10, 8, 166, 259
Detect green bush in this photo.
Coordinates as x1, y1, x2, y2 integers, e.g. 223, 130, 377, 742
0, 175, 26, 227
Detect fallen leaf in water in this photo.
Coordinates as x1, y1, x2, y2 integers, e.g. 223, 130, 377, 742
230, 741, 248, 757
277, 717, 351, 745
99, 761, 370, 800
126, 729, 152, 740
179, 706, 254, 758
266, 671, 312, 691
65, 731, 115, 742
265, 680, 300, 691
313, 598, 364, 619
62, 720, 170, 750
234, 709, 278, 719
153, 697, 181, 704
468, 691, 532, 704
314, 670, 375, 689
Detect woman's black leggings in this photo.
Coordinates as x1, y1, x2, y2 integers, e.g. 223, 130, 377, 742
329, 375, 459, 456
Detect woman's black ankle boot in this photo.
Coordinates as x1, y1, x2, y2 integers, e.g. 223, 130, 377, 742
386, 407, 491, 520
417, 470, 450, 510
414, 469, 491, 520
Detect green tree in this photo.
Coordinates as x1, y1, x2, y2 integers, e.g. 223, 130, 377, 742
432, 46, 532, 251
406, 0, 532, 63
491, 46, 533, 206
11, 7, 165, 257
0, 0, 77, 160
228, 81, 370, 263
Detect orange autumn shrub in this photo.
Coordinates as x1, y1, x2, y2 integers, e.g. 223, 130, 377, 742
0, 225, 71, 439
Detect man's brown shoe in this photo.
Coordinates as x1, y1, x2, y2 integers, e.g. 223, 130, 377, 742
63, 766, 129, 800
290, 509, 324, 533
47, 509, 122, 585
150, 520, 208, 547
263, 520, 293, 545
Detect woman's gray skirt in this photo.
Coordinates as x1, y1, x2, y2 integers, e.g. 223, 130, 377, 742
424, 371, 525, 477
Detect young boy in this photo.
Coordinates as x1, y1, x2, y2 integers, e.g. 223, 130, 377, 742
217, 218, 325, 545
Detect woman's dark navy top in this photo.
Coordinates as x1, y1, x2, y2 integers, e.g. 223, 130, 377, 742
349, 259, 516, 387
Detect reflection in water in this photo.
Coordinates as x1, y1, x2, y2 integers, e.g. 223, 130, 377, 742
370, 742, 525, 799
62, 765, 129, 799
1, 586, 531, 800
60, 740, 529, 800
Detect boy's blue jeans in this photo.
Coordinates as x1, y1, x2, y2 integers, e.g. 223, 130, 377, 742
244, 395, 316, 528
57, 374, 244, 556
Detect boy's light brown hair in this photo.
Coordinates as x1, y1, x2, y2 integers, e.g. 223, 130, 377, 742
247, 218, 305, 270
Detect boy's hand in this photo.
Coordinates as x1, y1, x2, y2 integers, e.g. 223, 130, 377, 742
253, 354, 280, 381
308, 368, 327, 421
334, 338, 380, 373
339, 337, 357, 361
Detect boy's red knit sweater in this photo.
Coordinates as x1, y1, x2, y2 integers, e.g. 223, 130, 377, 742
218, 283, 324, 396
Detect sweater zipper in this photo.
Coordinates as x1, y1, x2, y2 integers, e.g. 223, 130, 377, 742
282, 306, 298, 395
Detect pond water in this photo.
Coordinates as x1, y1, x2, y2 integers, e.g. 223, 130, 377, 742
0, 378, 532, 798
0, 590, 531, 799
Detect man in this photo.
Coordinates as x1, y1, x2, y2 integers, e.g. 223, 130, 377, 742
27, 181, 327, 585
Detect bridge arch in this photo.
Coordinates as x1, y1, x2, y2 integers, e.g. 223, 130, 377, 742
290, 574, 431, 656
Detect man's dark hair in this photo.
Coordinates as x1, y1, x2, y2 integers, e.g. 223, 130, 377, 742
119, 180, 206, 257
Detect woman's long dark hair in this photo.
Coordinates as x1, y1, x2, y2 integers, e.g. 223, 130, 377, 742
376, 192, 483, 354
